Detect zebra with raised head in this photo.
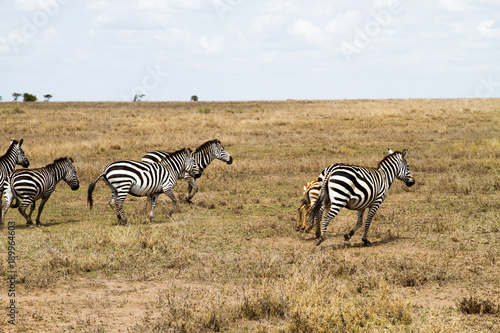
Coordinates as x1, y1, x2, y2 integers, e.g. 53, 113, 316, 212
0, 139, 30, 227
2, 157, 79, 226
308, 149, 415, 246
141, 139, 233, 202
88, 147, 199, 224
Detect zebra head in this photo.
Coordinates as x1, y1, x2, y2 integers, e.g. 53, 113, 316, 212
62, 157, 80, 191
212, 139, 233, 165
13, 139, 29, 168
391, 148, 415, 187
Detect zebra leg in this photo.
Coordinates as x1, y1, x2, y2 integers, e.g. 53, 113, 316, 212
1, 187, 14, 228
35, 198, 49, 226
361, 205, 381, 246
345, 210, 365, 242
185, 177, 198, 202
27, 201, 36, 220
147, 194, 159, 223
18, 201, 34, 225
164, 189, 177, 216
316, 204, 343, 246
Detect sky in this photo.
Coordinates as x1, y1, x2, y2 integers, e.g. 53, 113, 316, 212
1, 0, 499, 101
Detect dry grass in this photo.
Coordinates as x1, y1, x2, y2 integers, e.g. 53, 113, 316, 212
0, 99, 499, 332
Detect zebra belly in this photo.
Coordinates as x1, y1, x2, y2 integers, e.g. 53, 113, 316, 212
128, 183, 163, 197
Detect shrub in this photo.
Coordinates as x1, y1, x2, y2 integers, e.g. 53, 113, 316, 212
23, 93, 37, 102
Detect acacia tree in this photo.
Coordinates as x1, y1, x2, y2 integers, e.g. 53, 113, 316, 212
191, 95, 198, 101
12, 93, 21, 101
44, 94, 53, 102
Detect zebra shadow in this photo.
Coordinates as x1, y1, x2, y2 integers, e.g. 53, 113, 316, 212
6, 219, 80, 229
304, 233, 410, 250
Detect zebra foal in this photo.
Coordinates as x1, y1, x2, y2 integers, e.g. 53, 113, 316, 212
2, 157, 79, 226
297, 180, 320, 231
309, 149, 415, 246
0, 139, 30, 228
88, 148, 199, 224
142, 139, 233, 202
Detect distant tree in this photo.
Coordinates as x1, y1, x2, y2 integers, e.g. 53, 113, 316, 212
191, 95, 198, 102
43, 94, 53, 102
23, 93, 37, 102
13, 93, 21, 101
133, 94, 145, 102
0, 96, 2, 101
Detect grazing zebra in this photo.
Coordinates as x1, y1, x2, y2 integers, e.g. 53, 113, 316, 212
297, 180, 320, 231
88, 148, 199, 224
308, 149, 415, 246
2, 157, 79, 226
0, 139, 30, 227
141, 139, 233, 202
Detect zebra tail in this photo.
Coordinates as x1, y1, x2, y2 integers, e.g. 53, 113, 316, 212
87, 173, 103, 209
9, 188, 20, 209
307, 178, 330, 228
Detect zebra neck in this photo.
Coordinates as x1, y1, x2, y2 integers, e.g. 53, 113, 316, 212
47, 164, 64, 183
194, 150, 213, 170
0, 146, 18, 172
378, 159, 397, 189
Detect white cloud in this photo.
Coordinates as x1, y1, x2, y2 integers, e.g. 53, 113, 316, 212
199, 35, 225, 54
439, 0, 471, 11
325, 10, 363, 35
477, 19, 500, 38
288, 19, 324, 44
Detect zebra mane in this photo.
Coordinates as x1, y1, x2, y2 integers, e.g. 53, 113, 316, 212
378, 150, 401, 169
46, 157, 73, 168
159, 147, 191, 162
195, 139, 220, 153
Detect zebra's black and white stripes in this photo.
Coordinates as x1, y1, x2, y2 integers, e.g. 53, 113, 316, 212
0, 139, 30, 228
309, 149, 415, 246
142, 139, 233, 201
88, 147, 199, 224
2, 157, 79, 226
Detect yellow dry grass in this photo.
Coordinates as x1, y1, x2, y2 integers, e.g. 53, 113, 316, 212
0, 99, 499, 332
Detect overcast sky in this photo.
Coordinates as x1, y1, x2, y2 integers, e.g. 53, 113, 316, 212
1, 0, 499, 101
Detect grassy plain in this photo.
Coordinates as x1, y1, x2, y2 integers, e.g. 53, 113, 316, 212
0, 99, 499, 332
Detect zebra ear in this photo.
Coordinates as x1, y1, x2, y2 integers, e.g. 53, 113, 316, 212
402, 149, 408, 158
387, 148, 394, 155
19, 138, 24, 146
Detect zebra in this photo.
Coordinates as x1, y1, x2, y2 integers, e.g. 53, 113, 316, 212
0, 139, 30, 228
88, 147, 199, 224
141, 139, 233, 202
308, 149, 415, 246
297, 180, 320, 232
2, 157, 79, 226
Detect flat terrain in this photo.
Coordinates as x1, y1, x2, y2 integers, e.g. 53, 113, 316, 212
0, 99, 499, 332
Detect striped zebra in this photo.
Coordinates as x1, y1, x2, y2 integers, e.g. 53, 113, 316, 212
309, 149, 415, 246
297, 180, 320, 232
0, 139, 30, 228
141, 139, 233, 202
88, 147, 199, 224
2, 157, 79, 226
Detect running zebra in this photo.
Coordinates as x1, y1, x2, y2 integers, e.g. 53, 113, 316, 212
297, 180, 320, 232
0, 139, 30, 228
309, 149, 415, 246
2, 157, 79, 226
141, 139, 233, 202
88, 148, 199, 224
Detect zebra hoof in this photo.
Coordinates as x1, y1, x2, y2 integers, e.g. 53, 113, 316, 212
344, 234, 351, 241
316, 237, 324, 246
362, 239, 371, 246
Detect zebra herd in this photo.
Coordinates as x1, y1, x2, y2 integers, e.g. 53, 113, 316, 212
0, 139, 232, 228
0, 138, 415, 246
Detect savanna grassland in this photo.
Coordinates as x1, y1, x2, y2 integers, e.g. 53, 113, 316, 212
0, 99, 499, 332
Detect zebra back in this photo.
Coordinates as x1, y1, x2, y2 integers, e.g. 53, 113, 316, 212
157, 147, 199, 178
